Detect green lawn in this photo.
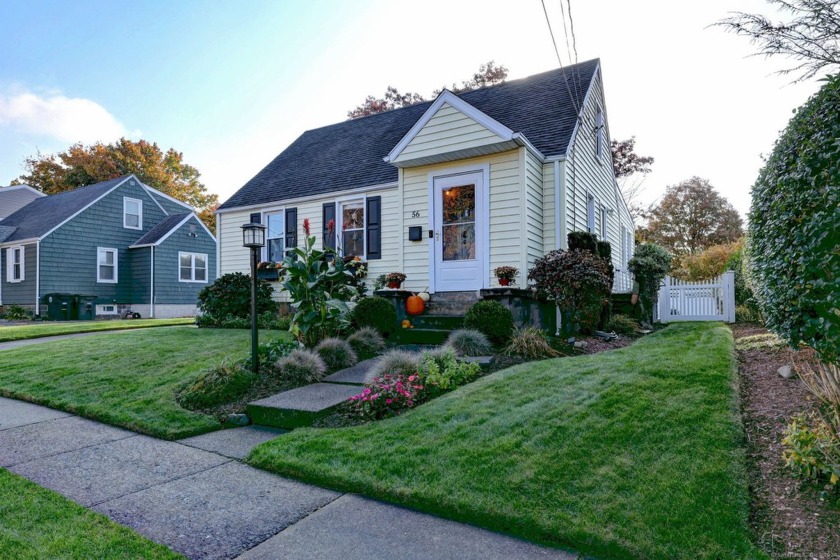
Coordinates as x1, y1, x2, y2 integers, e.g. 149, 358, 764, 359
0, 317, 195, 342
0, 327, 289, 439
0, 468, 181, 559
249, 323, 764, 560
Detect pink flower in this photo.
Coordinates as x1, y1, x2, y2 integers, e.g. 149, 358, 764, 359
408, 375, 416, 382
303, 218, 311, 236
386, 399, 393, 404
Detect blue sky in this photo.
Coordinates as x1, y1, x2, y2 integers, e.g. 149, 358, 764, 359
0, 0, 822, 217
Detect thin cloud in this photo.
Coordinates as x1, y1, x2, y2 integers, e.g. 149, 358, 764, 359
0, 91, 138, 144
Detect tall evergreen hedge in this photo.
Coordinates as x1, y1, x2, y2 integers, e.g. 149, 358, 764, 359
749, 74, 840, 364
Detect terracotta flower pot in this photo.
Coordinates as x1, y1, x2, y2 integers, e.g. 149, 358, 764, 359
498, 278, 511, 286
388, 281, 402, 289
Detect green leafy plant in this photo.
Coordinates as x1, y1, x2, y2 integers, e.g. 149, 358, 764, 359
782, 413, 839, 487
350, 297, 397, 337
2, 305, 31, 321
445, 329, 492, 356
735, 305, 763, 324
503, 327, 561, 360
197, 273, 275, 320
347, 326, 386, 358
568, 231, 598, 253
463, 300, 515, 346
748, 74, 840, 365
279, 219, 354, 347
606, 313, 638, 335
528, 249, 612, 334
250, 338, 300, 369
314, 338, 358, 372
628, 243, 672, 324
196, 310, 290, 330
418, 347, 481, 394
274, 349, 327, 384
368, 350, 419, 378
177, 362, 255, 410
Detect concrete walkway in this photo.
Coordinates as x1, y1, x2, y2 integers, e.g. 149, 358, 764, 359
0, 396, 577, 560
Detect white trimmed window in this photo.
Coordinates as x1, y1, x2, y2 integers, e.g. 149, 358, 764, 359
6, 246, 24, 283
587, 194, 596, 234
179, 252, 208, 283
97, 248, 118, 283
123, 197, 143, 230
338, 198, 365, 257
600, 206, 608, 240
97, 304, 118, 315
595, 107, 605, 161
265, 211, 285, 262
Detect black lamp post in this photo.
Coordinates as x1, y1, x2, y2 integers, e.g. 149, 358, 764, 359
242, 222, 266, 373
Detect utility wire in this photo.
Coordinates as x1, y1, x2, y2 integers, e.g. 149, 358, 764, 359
540, 0, 564, 69
565, 0, 579, 63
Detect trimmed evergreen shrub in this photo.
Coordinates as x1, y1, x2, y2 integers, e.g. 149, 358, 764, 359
749, 74, 840, 364
351, 297, 397, 337
628, 244, 672, 324
177, 363, 255, 410
347, 326, 386, 358
463, 300, 515, 346
369, 350, 419, 378
315, 338, 358, 372
446, 329, 492, 356
568, 231, 598, 253
198, 273, 274, 319
275, 349, 327, 384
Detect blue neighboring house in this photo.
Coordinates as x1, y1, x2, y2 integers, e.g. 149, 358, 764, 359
0, 174, 217, 319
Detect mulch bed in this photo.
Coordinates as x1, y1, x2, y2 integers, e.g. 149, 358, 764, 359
733, 323, 840, 559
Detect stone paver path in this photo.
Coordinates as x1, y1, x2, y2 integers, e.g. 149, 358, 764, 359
0, 396, 578, 560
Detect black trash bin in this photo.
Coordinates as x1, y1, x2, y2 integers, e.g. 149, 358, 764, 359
44, 293, 74, 321
77, 296, 97, 321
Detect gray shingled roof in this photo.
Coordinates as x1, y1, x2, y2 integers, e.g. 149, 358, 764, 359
0, 176, 130, 242
219, 59, 598, 210
130, 213, 191, 247
0, 226, 17, 243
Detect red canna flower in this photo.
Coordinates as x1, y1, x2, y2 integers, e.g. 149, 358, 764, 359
302, 218, 311, 236
327, 219, 335, 234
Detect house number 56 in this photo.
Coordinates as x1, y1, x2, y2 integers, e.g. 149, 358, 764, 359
411, 211, 420, 218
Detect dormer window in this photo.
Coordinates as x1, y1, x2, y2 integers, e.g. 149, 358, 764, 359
124, 197, 143, 230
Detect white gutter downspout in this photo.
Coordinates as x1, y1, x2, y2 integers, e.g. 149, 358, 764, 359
35, 241, 40, 317
150, 246, 155, 318
215, 213, 221, 279
554, 161, 563, 335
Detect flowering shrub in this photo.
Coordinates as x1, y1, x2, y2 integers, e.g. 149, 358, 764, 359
347, 373, 426, 420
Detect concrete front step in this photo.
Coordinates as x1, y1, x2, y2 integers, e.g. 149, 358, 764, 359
322, 358, 380, 385
247, 384, 362, 429
406, 314, 464, 330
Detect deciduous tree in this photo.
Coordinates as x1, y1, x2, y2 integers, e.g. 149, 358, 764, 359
13, 139, 219, 231
611, 136, 654, 221
347, 61, 508, 119
643, 177, 743, 256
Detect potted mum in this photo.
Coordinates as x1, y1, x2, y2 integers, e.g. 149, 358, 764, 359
385, 272, 407, 289
494, 266, 518, 286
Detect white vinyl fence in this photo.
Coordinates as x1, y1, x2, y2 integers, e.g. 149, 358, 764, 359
657, 271, 735, 323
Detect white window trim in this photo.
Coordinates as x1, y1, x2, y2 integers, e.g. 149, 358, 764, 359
178, 251, 209, 283
96, 304, 118, 315
97, 247, 118, 284
123, 197, 143, 230
6, 245, 24, 283
336, 195, 367, 259
262, 207, 286, 262
586, 194, 596, 234
600, 205, 608, 240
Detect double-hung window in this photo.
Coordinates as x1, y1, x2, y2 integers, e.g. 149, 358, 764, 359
97, 248, 118, 283
338, 199, 365, 257
265, 211, 285, 262
124, 197, 143, 230
179, 252, 208, 283
6, 246, 24, 283
600, 206, 608, 240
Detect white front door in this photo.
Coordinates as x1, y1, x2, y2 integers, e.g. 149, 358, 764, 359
431, 171, 485, 292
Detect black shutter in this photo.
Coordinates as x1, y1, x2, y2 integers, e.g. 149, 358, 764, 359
366, 196, 381, 260
249, 212, 261, 224
322, 202, 336, 250
285, 207, 297, 250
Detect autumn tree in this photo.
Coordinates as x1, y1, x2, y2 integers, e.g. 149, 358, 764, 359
716, 0, 840, 82
642, 177, 743, 256
12, 139, 219, 231
611, 136, 654, 221
347, 61, 508, 119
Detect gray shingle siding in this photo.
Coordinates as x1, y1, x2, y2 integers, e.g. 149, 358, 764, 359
153, 216, 217, 305
39, 180, 168, 306
0, 242, 37, 306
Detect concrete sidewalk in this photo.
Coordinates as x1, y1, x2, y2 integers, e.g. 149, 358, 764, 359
0, 396, 577, 560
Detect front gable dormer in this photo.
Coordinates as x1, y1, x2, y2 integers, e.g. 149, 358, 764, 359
386, 91, 524, 168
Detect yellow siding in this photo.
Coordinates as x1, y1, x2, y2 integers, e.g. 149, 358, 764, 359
218, 185, 400, 302
401, 150, 522, 292
394, 103, 505, 164
542, 162, 555, 250
561, 69, 635, 285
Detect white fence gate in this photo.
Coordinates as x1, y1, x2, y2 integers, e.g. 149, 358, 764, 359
657, 271, 735, 323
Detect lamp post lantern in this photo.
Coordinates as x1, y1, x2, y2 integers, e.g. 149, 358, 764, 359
242, 223, 266, 373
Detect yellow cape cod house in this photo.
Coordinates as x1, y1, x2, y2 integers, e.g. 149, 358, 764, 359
216, 59, 634, 298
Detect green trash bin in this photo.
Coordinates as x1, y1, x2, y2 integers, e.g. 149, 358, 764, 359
44, 293, 74, 321
77, 296, 97, 321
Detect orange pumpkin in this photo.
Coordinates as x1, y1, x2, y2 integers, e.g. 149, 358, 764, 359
405, 294, 425, 316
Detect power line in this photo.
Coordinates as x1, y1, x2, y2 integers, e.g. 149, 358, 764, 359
540, 0, 564, 68
558, 0, 574, 66
565, 0, 579, 64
